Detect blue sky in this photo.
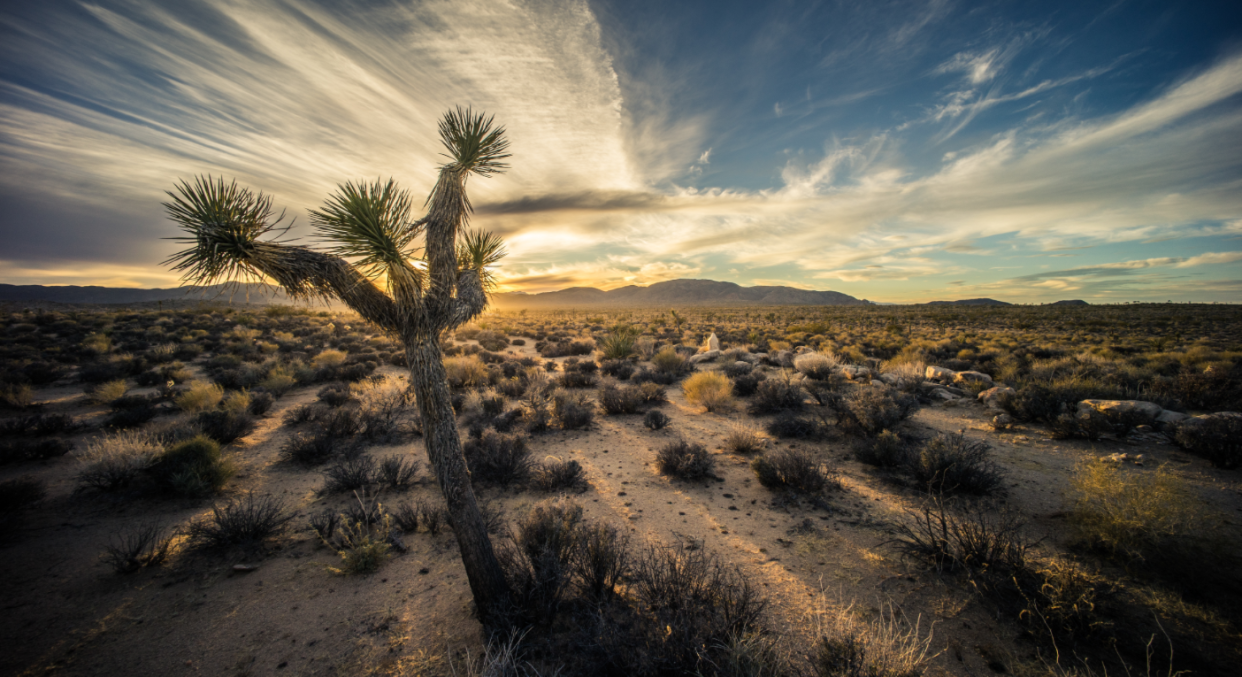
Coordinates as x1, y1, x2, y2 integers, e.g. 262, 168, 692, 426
1, 0, 1240, 302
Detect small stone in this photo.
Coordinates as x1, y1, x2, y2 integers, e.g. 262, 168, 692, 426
233, 564, 259, 572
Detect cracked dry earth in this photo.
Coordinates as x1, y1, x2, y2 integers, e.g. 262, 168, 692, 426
3, 343, 1240, 676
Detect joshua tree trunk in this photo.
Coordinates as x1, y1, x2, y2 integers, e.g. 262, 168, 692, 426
404, 334, 510, 614
163, 108, 516, 625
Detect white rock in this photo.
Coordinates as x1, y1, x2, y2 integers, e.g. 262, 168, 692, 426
1078, 399, 1163, 423
925, 365, 956, 382
688, 350, 720, 365
706, 333, 720, 352
953, 371, 994, 387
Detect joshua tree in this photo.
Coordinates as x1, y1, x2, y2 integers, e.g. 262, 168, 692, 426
162, 108, 512, 623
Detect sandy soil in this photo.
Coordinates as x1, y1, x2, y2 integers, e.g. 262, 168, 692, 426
2, 345, 1240, 676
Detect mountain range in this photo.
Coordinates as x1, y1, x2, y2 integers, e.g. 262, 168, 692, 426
0, 279, 869, 309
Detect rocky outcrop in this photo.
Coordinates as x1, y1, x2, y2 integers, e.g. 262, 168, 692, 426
842, 365, 873, 381
688, 350, 720, 365
706, 333, 720, 352
953, 371, 993, 387
925, 366, 955, 383
1077, 400, 1164, 425
977, 386, 1015, 410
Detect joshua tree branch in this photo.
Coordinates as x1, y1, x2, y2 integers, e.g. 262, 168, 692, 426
249, 242, 400, 331
440, 268, 488, 333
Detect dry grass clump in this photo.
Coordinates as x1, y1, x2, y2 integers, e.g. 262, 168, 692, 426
881, 360, 926, 392
176, 380, 224, 412
656, 439, 715, 480
1067, 461, 1206, 558
907, 432, 1004, 495
311, 348, 347, 369
810, 600, 936, 677
89, 379, 129, 405
102, 524, 172, 574
752, 449, 839, 494
651, 345, 689, 375
444, 354, 489, 388
722, 422, 765, 454
187, 493, 293, 551
324, 512, 394, 575
682, 371, 734, 412
153, 434, 236, 497
794, 352, 839, 380
76, 430, 162, 492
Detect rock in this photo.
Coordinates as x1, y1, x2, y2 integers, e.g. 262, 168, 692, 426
732, 361, 752, 373
925, 365, 956, 383
842, 365, 872, 381
977, 386, 1015, 410
953, 371, 994, 387
706, 333, 720, 352
232, 564, 259, 572
878, 373, 899, 385
689, 350, 720, 365
793, 345, 815, 355
992, 413, 1014, 429
1077, 400, 1163, 425
1155, 410, 1188, 429
930, 387, 958, 401
739, 353, 761, 364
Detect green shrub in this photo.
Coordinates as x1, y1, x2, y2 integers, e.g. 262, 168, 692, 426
153, 434, 234, 496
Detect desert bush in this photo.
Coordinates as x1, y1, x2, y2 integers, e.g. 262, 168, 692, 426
259, 367, 297, 396
444, 354, 489, 388
643, 409, 670, 430
247, 391, 275, 416
353, 379, 413, 441
188, 493, 293, 550
752, 449, 838, 494
1067, 461, 1205, 558
881, 360, 927, 393
520, 385, 555, 433
748, 375, 805, 414
558, 368, 596, 389
722, 422, 765, 454
599, 359, 636, 380
1174, 416, 1242, 469
855, 430, 912, 468
499, 497, 584, 624
538, 339, 595, 358
651, 345, 689, 375
732, 372, 763, 397
598, 324, 639, 360
0, 413, 77, 437
894, 496, 1031, 574
0, 382, 33, 409
311, 348, 347, 369
153, 434, 235, 496
324, 510, 394, 575
575, 521, 629, 599
463, 430, 532, 485
636, 335, 658, 359
321, 455, 378, 493
598, 383, 644, 415
194, 409, 256, 444
76, 430, 161, 492
907, 433, 1003, 495
317, 384, 354, 407
89, 379, 129, 405
102, 524, 172, 574
532, 458, 587, 492
834, 387, 918, 437
999, 384, 1082, 424
656, 439, 715, 480
552, 390, 594, 430
810, 602, 936, 677
766, 412, 820, 438
637, 382, 667, 404
280, 431, 337, 466
0, 438, 73, 464
390, 502, 420, 533
220, 389, 250, 414
176, 380, 224, 412
377, 456, 420, 489
795, 352, 840, 380
683, 371, 734, 412
0, 477, 45, 513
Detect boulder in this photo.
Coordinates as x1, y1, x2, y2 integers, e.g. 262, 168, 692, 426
732, 361, 752, 373
706, 333, 720, 352
793, 345, 815, 355
1077, 400, 1163, 425
953, 371, 994, 387
977, 386, 1015, 410
878, 373, 899, 386
688, 350, 720, 365
925, 365, 956, 383
929, 387, 958, 401
842, 365, 872, 381
1155, 409, 1188, 431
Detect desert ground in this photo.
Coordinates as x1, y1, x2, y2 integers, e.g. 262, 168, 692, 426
1, 302, 1239, 677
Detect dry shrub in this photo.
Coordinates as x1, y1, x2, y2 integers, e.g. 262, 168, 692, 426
311, 348, 347, 369
187, 493, 293, 550
855, 430, 911, 468
752, 449, 838, 494
748, 374, 805, 414
532, 458, 587, 492
176, 380, 223, 412
722, 422, 765, 454
651, 345, 688, 375
795, 352, 839, 380
76, 430, 162, 492
656, 439, 715, 480
834, 386, 918, 437
463, 430, 532, 485
444, 354, 489, 388
881, 360, 926, 393
89, 379, 129, 405
810, 600, 936, 677
153, 434, 235, 496
907, 432, 1003, 495
683, 371, 734, 412
598, 383, 644, 415
1067, 461, 1206, 558
102, 524, 172, 574
895, 496, 1032, 574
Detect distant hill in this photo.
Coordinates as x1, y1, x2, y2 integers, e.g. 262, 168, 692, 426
0, 279, 868, 309
1049, 299, 1089, 306
924, 298, 1011, 306
490, 279, 869, 308
0, 282, 302, 306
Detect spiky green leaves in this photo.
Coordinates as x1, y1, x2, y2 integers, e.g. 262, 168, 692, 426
438, 107, 511, 176
310, 179, 422, 285
456, 229, 507, 290
163, 176, 284, 285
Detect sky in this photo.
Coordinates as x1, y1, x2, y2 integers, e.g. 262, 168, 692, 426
1, 0, 1241, 304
